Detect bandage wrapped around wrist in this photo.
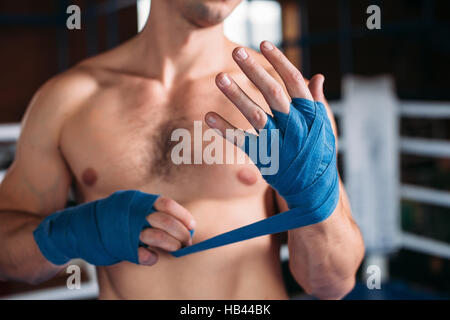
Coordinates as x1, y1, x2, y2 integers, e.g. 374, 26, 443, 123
171, 98, 339, 257
253, 97, 339, 220
33, 190, 159, 266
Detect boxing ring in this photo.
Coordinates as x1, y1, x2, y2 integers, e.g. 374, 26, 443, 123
0, 0, 448, 300
0, 75, 448, 299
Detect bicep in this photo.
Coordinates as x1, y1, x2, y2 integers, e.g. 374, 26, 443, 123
0, 146, 72, 216
0, 86, 73, 216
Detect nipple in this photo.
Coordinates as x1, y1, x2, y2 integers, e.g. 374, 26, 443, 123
82, 168, 98, 187
237, 168, 258, 186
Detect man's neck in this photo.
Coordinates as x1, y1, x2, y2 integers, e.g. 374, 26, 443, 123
133, 1, 230, 87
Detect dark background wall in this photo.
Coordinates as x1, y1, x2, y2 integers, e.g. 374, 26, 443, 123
0, 0, 138, 123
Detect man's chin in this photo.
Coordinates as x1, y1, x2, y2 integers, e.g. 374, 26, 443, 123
188, 16, 226, 28
181, 2, 235, 28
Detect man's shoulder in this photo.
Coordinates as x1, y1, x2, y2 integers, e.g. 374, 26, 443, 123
34, 65, 98, 109
38, 37, 132, 106
23, 64, 100, 135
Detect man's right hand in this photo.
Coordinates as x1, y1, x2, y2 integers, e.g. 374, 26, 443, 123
33, 191, 196, 267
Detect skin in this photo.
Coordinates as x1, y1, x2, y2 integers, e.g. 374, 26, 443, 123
0, 0, 364, 299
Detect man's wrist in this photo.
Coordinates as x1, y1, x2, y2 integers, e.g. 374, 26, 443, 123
33, 215, 72, 265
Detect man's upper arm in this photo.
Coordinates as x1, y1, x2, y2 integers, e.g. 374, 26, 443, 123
0, 69, 96, 216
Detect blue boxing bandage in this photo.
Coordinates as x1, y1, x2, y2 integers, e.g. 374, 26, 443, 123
171, 98, 339, 257
33, 190, 158, 266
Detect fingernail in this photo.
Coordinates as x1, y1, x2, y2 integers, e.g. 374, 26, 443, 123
235, 48, 248, 61
189, 219, 196, 229
262, 41, 273, 50
219, 74, 231, 87
207, 114, 216, 125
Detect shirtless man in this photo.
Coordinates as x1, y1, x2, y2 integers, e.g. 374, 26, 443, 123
0, 0, 364, 299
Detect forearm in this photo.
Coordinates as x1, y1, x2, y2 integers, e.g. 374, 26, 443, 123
0, 210, 65, 284
287, 183, 364, 299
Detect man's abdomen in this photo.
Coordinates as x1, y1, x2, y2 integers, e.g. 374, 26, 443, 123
96, 197, 288, 300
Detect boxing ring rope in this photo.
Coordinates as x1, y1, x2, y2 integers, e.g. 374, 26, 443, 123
401, 185, 450, 209
400, 138, 450, 158
329, 76, 450, 266
284, 77, 450, 263
400, 103, 450, 118
0, 123, 20, 142
4, 259, 98, 300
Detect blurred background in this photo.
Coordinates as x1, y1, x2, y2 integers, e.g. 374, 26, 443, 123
0, 0, 448, 299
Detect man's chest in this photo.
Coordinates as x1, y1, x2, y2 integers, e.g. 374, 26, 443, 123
59, 79, 268, 203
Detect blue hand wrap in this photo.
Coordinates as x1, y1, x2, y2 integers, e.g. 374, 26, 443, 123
171, 98, 339, 257
33, 190, 158, 266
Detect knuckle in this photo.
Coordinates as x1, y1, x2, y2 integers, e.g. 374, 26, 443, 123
251, 108, 265, 127
165, 198, 177, 210
151, 229, 166, 243
140, 228, 152, 243
155, 197, 167, 209
288, 70, 303, 83
151, 230, 179, 251
139, 231, 147, 243
146, 211, 159, 223
268, 84, 283, 98
161, 215, 176, 230
160, 197, 175, 212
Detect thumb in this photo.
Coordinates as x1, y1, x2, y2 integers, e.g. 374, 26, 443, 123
308, 74, 326, 103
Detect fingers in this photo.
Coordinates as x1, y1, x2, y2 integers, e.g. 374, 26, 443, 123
138, 247, 158, 266
232, 47, 290, 113
205, 112, 250, 148
308, 74, 326, 104
147, 211, 193, 246
140, 197, 195, 256
154, 197, 196, 231
308, 73, 337, 137
140, 228, 184, 252
259, 41, 313, 101
215, 72, 267, 130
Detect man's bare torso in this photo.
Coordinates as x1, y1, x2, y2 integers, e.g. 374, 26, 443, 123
56, 38, 288, 299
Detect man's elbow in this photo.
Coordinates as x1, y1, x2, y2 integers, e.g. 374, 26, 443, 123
304, 276, 356, 300
0, 267, 41, 286
289, 262, 357, 300
0, 261, 57, 286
